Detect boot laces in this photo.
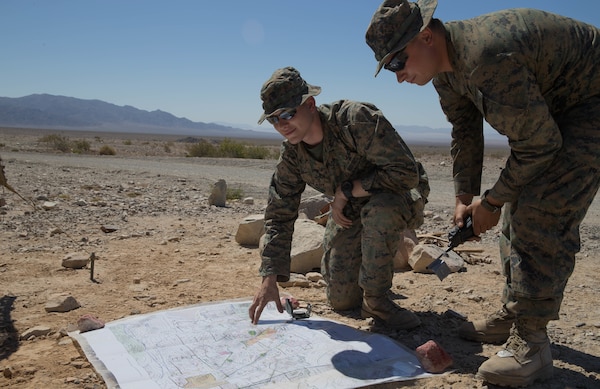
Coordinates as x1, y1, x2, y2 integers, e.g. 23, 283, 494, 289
489, 307, 512, 322
505, 328, 528, 355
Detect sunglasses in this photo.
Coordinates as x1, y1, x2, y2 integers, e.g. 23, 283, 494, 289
266, 108, 297, 125
384, 50, 408, 73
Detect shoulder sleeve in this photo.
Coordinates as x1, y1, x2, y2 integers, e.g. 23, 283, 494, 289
472, 55, 562, 202
341, 101, 420, 194
433, 75, 484, 196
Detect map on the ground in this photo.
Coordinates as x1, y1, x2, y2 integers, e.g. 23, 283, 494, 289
70, 299, 431, 388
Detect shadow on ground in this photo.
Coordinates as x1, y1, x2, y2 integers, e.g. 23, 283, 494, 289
0, 295, 18, 360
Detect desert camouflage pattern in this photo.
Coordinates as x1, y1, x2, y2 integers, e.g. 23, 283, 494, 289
433, 9, 600, 319
259, 100, 429, 308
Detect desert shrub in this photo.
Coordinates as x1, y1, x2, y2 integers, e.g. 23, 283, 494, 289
218, 139, 247, 158
245, 145, 273, 159
186, 140, 216, 157
72, 139, 91, 153
123, 139, 132, 145
187, 138, 274, 159
98, 145, 116, 155
226, 187, 244, 200
39, 134, 71, 152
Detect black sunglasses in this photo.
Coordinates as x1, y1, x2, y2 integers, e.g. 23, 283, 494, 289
384, 50, 408, 73
266, 108, 297, 125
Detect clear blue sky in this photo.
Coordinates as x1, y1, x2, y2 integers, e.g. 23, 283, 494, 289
1, 1, 598, 132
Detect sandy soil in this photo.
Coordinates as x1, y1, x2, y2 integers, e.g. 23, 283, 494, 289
0, 128, 598, 389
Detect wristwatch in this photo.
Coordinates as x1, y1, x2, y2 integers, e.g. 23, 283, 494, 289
341, 180, 354, 201
480, 190, 502, 213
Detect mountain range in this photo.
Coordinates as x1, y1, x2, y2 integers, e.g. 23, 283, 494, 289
0, 94, 506, 145
0, 94, 280, 140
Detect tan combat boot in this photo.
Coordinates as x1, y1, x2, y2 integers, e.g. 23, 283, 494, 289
476, 318, 553, 387
458, 305, 515, 343
361, 294, 420, 330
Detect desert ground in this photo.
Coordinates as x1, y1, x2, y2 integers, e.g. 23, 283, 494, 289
0, 127, 598, 389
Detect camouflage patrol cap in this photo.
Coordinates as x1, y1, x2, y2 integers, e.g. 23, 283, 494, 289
366, 0, 438, 77
257, 66, 321, 124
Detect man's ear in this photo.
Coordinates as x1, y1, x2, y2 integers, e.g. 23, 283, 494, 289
420, 27, 434, 45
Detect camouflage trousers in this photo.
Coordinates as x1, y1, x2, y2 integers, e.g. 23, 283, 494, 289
500, 100, 600, 321
321, 192, 411, 310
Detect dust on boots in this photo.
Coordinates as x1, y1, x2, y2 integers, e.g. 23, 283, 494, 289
476, 318, 553, 387
459, 305, 516, 343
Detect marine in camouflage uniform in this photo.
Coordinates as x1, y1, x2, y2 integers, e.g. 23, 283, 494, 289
366, 0, 600, 386
248, 66, 429, 330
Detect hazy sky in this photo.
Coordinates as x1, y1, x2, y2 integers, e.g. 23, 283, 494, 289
1, 1, 598, 132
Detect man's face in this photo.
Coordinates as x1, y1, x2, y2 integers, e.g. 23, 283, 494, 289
269, 99, 313, 145
385, 30, 438, 86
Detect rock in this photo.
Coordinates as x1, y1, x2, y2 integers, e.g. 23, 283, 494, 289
208, 179, 227, 207
305, 272, 323, 282
77, 314, 105, 333
20, 326, 52, 340
44, 294, 81, 313
235, 214, 265, 246
415, 340, 453, 373
393, 229, 419, 270
242, 197, 254, 205
290, 219, 324, 274
62, 252, 90, 269
278, 273, 311, 288
258, 219, 325, 274
41, 201, 57, 210
408, 244, 464, 274
101, 225, 119, 233
298, 194, 332, 220
2, 367, 13, 378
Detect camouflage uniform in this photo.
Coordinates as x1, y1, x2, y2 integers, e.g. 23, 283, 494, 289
432, 9, 600, 321
259, 100, 429, 310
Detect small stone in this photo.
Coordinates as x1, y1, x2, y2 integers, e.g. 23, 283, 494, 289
101, 225, 118, 233
415, 340, 453, 373
77, 314, 105, 333
62, 253, 89, 269
45, 294, 81, 313
42, 201, 57, 210
20, 326, 52, 340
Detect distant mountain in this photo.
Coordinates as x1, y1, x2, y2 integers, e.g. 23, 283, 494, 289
395, 123, 507, 146
0, 94, 280, 140
0, 94, 507, 146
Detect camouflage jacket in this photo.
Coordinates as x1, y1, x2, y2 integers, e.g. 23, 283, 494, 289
260, 100, 422, 280
433, 9, 600, 202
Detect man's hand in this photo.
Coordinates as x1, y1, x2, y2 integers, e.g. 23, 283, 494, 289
467, 193, 503, 235
248, 274, 283, 325
454, 193, 473, 227
331, 186, 352, 228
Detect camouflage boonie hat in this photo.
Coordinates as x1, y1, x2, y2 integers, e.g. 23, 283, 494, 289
257, 66, 321, 124
366, 0, 438, 77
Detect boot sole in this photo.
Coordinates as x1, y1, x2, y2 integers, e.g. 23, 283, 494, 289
476, 364, 554, 387
458, 330, 510, 344
360, 308, 421, 330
